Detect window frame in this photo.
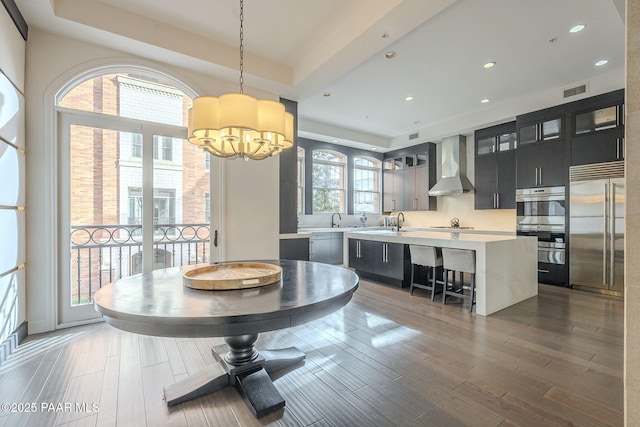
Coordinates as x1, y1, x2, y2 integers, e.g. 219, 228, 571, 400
297, 147, 305, 215
311, 149, 347, 214
353, 156, 381, 214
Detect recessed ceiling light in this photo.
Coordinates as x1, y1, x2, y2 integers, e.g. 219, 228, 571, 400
570, 24, 586, 33
595, 59, 609, 66
371, 147, 378, 151
481, 98, 490, 103
483, 61, 496, 69
385, 51, 396, 59
332, 139, 338, 143
405, 96, 413, 101
323, 92, 331, 97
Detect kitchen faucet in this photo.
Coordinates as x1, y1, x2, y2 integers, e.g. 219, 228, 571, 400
331, 212, 342, 228
396, 212, 405, 231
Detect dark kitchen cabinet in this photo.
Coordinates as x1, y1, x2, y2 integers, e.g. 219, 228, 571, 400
516, 139, 566, 188
382, 242, 407, 280
475, 154, 497, 209
572, 128, 624, 165
348, 238, 362, 270
280, 237, 310, 261
349, 239, 410, 287
570, 90, 625, 165
518, 117, 563, 145
516, 107, 567, 189
474, 122, 517, 209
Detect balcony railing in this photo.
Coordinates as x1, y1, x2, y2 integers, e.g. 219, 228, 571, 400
70, 223, 210, 305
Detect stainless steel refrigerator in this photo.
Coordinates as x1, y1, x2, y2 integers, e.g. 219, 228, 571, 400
569, 162, 624, 296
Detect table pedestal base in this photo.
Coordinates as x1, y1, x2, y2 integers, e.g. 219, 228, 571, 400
163, 334, 305, 418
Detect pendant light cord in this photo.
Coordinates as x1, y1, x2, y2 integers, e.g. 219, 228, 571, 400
239, 0, 244, 94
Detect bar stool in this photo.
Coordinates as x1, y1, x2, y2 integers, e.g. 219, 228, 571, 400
409, 245, 443, 301
442, 248, 476, 312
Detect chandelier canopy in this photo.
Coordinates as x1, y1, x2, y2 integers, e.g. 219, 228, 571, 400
187, 0, 294, 160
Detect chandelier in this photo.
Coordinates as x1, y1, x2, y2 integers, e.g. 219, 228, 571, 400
187, 0, 294, 160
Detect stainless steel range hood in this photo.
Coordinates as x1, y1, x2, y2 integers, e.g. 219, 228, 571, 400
428, 135, 474, 196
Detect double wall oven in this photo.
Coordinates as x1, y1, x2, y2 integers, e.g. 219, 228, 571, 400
516, 186, 567, 285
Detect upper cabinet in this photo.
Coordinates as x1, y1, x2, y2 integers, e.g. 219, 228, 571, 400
570, 89, 625, 166
516, 140, 566, 188
518, 117, 563, 145
474, 122, 517, 209
516, 108, 567, 189
383, 144, 437, 212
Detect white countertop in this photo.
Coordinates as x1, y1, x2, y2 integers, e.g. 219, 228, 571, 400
285, 227, 517, 240
344, 229, 529, 247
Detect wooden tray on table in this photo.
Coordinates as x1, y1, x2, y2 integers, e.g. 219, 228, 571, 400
183, 262, 282, 290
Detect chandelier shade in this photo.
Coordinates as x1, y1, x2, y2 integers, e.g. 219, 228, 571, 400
188, 94, 294, 160
186, 0, 294, 160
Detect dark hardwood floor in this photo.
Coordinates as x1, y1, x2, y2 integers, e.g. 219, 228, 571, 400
0, 280, 623, 426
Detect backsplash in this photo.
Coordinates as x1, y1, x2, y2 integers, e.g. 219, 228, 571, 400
393, 193, 516, 232
298, 198, 515, 232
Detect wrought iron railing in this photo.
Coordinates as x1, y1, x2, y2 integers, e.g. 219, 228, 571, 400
70, 223, 210, 305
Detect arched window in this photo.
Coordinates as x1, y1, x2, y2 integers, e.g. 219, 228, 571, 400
312, 150, 346, 213
353, 156, 381, 214
57, 69, 211, 323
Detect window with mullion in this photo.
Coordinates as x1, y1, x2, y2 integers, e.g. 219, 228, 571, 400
312, 150, 346, 213
353, 156, 380, 214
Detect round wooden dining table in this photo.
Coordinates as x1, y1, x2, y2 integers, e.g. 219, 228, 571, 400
93, 259, 359, 418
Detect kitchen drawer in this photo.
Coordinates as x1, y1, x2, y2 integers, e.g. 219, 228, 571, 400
537, 262, 567, 286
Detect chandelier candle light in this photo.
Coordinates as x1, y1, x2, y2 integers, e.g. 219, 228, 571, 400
187, 0, 294, 160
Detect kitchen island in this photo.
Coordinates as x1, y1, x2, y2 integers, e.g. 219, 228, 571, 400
344, 229, 537, 316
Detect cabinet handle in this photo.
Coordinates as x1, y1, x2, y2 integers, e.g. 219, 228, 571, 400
535, 167, 542, 186
496, 193, 500, 208
310, 241, 314, 256
617, 138, 624, 160
392, 200, 396, 210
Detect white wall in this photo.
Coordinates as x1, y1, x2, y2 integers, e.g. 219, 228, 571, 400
223, 157, 280, 261
0, 5, 26, 344
24, 30, 280, 333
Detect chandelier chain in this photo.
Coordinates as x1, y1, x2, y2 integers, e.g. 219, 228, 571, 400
239, 0, 244, 94
187, 0, 293, 160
